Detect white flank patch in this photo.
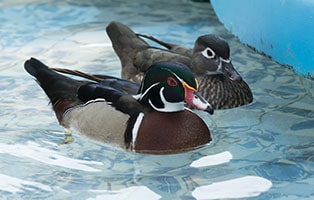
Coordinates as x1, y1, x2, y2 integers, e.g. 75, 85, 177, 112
0, 173, 52, 193
88, 186, 161, 200
132, 113, 144, 146
190, 151, 233, 168
192, 176, 272, 200
0, 142, 103, 172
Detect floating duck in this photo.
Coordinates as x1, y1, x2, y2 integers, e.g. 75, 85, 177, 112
106, 21, 253, 109
24, 58, 213, 154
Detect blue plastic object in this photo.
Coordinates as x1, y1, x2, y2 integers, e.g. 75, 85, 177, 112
211, 0, 314, 77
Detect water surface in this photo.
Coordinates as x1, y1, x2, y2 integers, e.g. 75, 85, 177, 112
0, 0, 313, 199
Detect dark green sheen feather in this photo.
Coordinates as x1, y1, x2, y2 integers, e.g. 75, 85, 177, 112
140, 61, 197, 93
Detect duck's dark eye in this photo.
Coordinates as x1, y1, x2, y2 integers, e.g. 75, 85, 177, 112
207, 49, 213, 56
201, 47, 216, 59
167, 77, 178, 87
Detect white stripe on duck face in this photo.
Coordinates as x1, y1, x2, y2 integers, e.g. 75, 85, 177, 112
133, 82, 159, 101
133, 82, 184, 112
62, 99, 129, 148
148, 87, 185, 112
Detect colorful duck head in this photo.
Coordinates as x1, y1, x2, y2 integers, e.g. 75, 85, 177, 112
134, 61, 213, 114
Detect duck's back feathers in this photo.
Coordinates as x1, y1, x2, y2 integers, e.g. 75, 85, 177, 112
97, 77, 139, 95
77, 83, 142, 115
106, 21, 192, 83
24, 58, 142, 122
106, 21, 149, 80
134, 48, 191, 74
136, 33, 193, 57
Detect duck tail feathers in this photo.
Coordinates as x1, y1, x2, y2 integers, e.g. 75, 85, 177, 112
106, 21, 149, 54
24, 58, 83, 122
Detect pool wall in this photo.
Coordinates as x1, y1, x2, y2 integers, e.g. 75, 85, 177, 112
211, 0, 314, 78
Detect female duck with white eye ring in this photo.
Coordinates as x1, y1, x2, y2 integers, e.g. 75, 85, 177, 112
106, 21, 253, 110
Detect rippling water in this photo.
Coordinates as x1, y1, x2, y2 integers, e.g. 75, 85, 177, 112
0, 0, 313, 199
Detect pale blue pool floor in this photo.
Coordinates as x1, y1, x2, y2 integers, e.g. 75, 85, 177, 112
0, 0, 313, 199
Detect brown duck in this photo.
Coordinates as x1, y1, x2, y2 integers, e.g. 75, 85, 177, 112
106, 21, 253, 109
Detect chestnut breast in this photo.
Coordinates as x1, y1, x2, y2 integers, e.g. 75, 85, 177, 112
134, 109, 211, 154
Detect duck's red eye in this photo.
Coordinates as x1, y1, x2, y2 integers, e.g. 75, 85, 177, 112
167, 77, 178, 87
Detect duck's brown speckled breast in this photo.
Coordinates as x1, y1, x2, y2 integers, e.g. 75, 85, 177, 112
134, 109, 211, 154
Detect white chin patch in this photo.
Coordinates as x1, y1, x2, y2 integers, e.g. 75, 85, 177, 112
192, 96, 209, 110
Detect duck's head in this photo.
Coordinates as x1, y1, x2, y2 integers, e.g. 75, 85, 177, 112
192, 34, 242, 81
134, 61, 214, 114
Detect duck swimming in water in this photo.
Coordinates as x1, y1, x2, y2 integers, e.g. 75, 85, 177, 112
106, 21, 253, 109
24, 58, 213, 154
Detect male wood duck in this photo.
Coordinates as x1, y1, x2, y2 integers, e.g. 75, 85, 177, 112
106, 21, 253, 109
24, 58, 213, 154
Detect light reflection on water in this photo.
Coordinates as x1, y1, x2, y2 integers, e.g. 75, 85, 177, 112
0, 0, 313, 199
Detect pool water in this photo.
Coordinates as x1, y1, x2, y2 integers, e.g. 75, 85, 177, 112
0, 0, 313, 199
